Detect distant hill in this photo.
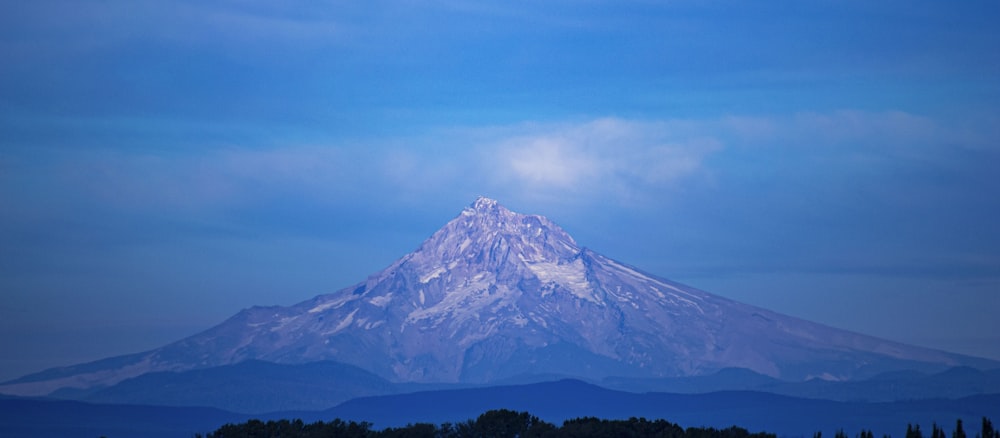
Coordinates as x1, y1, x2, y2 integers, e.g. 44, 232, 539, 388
76, 359, 400, 413
603, 366, 1000, 402
36, 360, 999, 414
3, 380, 998, 438
322, 379, 1000, 438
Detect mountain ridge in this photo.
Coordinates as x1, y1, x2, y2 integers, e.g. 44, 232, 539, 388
61, 361, 1000, 413
322, 378, 1000, 437
5, 380, 1000, 438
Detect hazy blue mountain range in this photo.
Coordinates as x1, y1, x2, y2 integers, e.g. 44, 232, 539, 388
39, 360, 1000, 414
3, 380, 999, 438
320, 379, 1000, 438
1, 198, 995, 403
603, 366, 1000, 402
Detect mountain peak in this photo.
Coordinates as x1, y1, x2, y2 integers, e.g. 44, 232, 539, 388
469, 196, 501, 213
424, 198, 580, 265
460, 196, 514, 223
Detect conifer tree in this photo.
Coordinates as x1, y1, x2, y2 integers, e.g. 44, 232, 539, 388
934, 423, 946, 438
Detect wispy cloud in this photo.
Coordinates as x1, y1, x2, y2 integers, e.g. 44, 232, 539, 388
58, 146, 364, 212
482, 118, 720, 204
6, 118, 720, 215
0, 1, 352, 61
4, 110, 994, 236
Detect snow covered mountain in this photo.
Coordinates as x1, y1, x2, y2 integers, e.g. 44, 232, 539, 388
1, 197, 994, 397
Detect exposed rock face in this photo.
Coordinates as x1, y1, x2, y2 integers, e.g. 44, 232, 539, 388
2, 198, 992, 396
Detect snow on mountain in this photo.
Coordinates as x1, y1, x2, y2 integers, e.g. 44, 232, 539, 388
1, 197, 995, 397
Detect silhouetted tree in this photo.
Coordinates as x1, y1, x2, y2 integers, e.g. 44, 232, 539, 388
462, 409, 554, 437
933, 423, 947, 438
983, 417, 996, 438
379, 422, 439, 438
206, 417, 374, 438
955, 419, 967, 438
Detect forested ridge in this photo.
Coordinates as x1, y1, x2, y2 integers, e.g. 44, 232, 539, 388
201, 409, 998, 438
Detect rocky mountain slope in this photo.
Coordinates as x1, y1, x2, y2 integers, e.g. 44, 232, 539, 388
1, 197, 994, 397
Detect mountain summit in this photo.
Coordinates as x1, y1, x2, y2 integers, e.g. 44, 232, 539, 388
1, 198, 994, 396
410, 196, 581, 279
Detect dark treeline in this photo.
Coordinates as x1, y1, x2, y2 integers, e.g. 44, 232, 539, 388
903, 418, 999, 438
202, 409, 773, 438
202, 410, 998, 438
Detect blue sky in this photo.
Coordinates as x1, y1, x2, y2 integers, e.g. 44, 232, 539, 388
2, 1, 1000, 381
